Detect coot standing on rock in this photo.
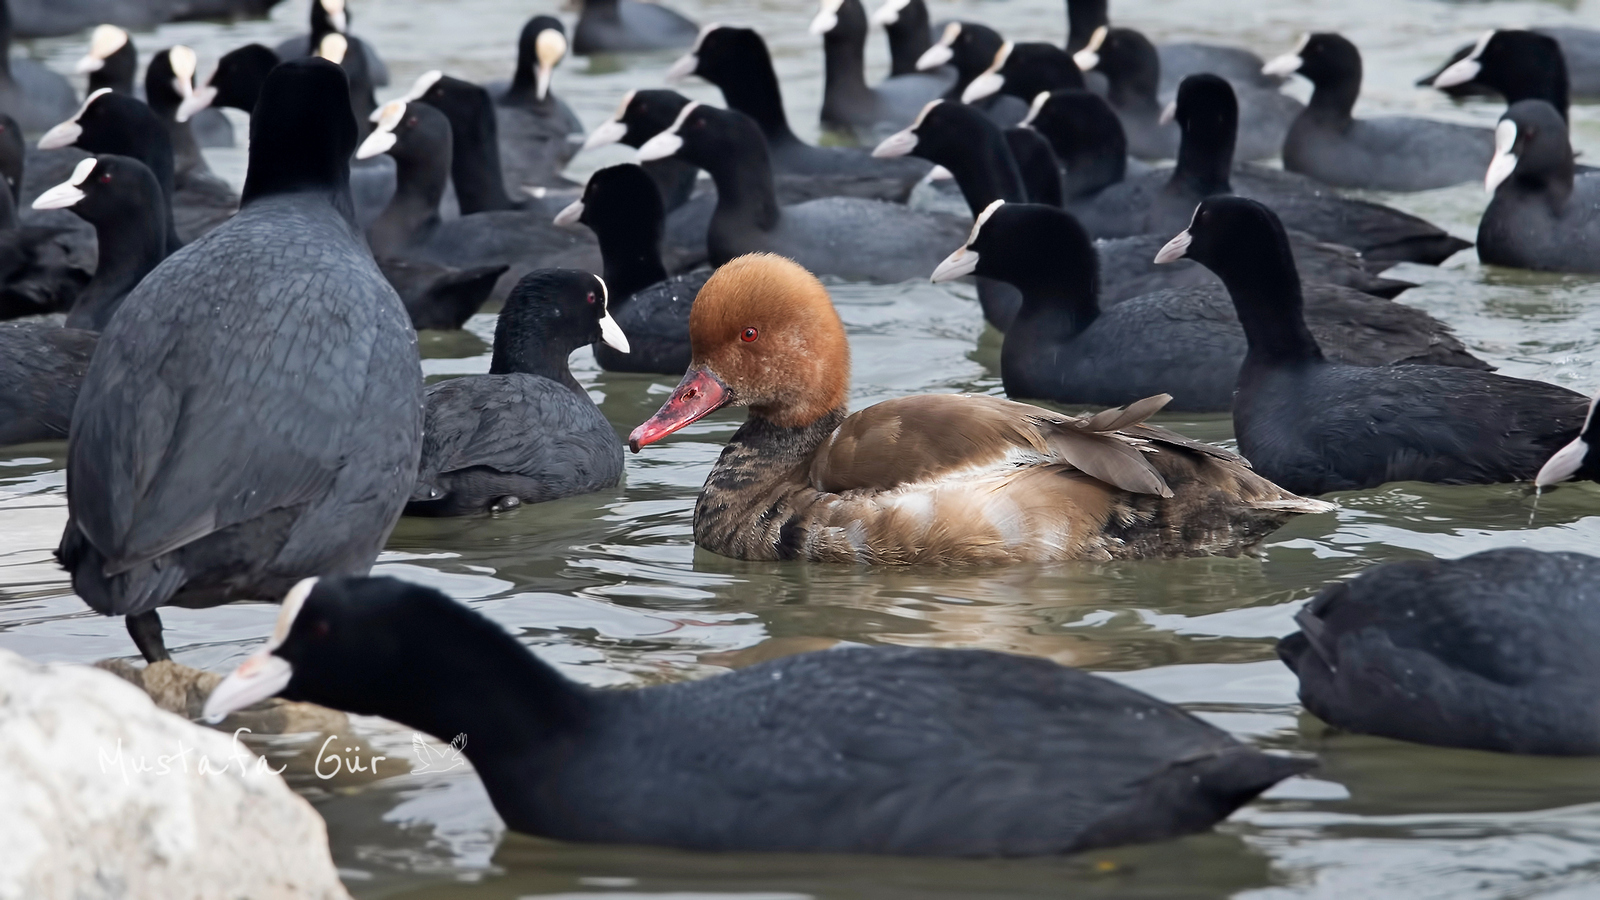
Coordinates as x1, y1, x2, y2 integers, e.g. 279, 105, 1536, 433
56, 58, 423, 663
407, 270, 628, 517
1157, 196, 1589, 495
206, 575, 1312, 853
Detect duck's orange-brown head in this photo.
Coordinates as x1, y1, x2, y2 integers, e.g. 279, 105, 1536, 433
630, 254, 849, 451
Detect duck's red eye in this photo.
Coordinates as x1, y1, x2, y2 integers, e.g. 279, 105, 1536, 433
586, 292, 596, 304
741, 327, 758, 342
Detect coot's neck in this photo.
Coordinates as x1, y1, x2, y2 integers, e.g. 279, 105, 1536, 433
368, 146, 447, 257
696, 407, 850, 550
1170, 121, 1233, 196
1213, 241, 1325, 368
1002, 274, 1099, 392
441, 94, 522, 214
1065, 0, 1107, 52
932, 124, 1028, 216
1306, 67, 1361, 122
87, 113, 183, 250
1497, 63, 1570, 120
1105, 51, 1161, 113
490, 310, 587, 392
148, 93, 209, 179
821, 18, 875, 114
504, 50, 556, 111
593, 212, 668, 300
885, 4, 933, 76
1507, 156, 1575, 211
1005, 129, 1064, 208
693, 119, 782, 264
1059, 138, 1125, 199
709, 48, 800, 149
67, 203, 168, 331
643, 158, 699, 211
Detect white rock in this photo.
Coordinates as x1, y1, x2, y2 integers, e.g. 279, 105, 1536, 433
0, 649, 350, 900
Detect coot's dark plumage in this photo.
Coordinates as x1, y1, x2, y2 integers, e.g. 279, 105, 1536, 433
813, 0, 952, 142
1158, 196, 1588, 495
484, 16, 584, 191
1536, 391, 1599, 488
398, 71, 528, 214
1075, 26, 1299, 162
554, 163, 707, 374
1265, 33, 1494, 192
1005, 126, 1064, 208
870, 0, 936, 77
273, 0, 390, 86
1069, 75, 1472, 266
407, 270, 627, 517
1281, 549, 1600, 756
934, 201, 1484, 411
573, 0, 699, 54
0, 323, 94, 445
913, 22, 1028, 129
1426, 27, 1600, 104
0, 1, 78, 134
957, 39, 1086, 108
1021, 88, 1133, 201
666, 24, 930, 201
206, 575, 1311, 853
56, 59, 423, 663
146, 47, 240, 211
637, 102, 968, 283
1064, 0, 1280, 94
314, 32, 377, 141
76, 25, 138, 97
1477, 100, 1600, 275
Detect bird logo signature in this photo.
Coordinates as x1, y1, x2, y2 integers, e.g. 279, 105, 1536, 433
411, 733, 467, 773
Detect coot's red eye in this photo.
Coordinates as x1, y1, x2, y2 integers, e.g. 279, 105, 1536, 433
586, 292, 596, 304
100, 174, 112, 183
741, 327, 758, 342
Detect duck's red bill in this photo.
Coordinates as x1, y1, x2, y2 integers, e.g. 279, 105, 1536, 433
629, 367, 731, 452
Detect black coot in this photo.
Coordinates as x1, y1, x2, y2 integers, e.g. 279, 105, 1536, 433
483, 16, 584, 191
1478, 100, 1600, 275
1064, 0, 1280, 93
1069, 75, 1472, 266
666, 24, 930, 199
273, 0, 390, 86
1158, 196, 1589, 495
1281, 549, 1600, 755
955, 39, 1086, 108
146, 47, 239, 208
870, 0, 937, 77
554, 163, 708, 374
1076, 27, 1300, 163
637, 102, 969, 283
76, 25, 138, 97
396, 71, 529, 214
934, 200, 1484, 411
573, 0, 699, 54
204, 575, 1312, 854
56, 58, 424, 663
0, 112, 91, 319
1266, 34, 1494, 191
914, 22, 1029, 129
1535, 391, 1599, 488
1425, 27, 1600, 103
406, 270, 627, 517
313, 32, 377, 141
813, 0, 951, 142
1021, 88, 1135, 201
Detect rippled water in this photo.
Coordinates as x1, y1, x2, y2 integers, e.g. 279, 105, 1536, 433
7, 0, 1600, 896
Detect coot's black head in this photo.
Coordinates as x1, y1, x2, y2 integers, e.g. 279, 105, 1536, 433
1073, 27, 1159, 100
809, 0, 869, 46
310, 0, 350, 40
190, 44, 281, 117
1487, 100, 1575, 195
493, 269, 630, 374
241, 57, 356, 207
1156, 196, 1286, 274
357, 99, 452, 169
1263, 33, 1361, 90
1022, 89, 1127, 168
0, 113, 22, 200
78, 24, 137, 95
1536, 392, 1600, 487
38, 89, 165, 158
1005, 127, 1064, 207
203, 577, 488, 721
560, 162, 665, 238
31, 154, 166, 233
1430, 30, 1569, 117
581, 89, 693, 152
1065, 0, 1109, 52
144, 46, 200, 120
917, 21, 1005, 79
964, 42, 1085, 104
402, 70, 495, 135
673, 25, 767, 88
932, 200, 1098, 301
512, 15, 568, 101
872, 99, 994, 169
636, 102, 761, 171
1171, 74, 1237, 189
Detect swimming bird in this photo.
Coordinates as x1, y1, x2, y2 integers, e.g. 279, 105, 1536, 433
870, 0, 937, 77
1477, 100, 1600, 275
1157, 196, 1589, 495
407, 269, 628, 517
813, 0, 950, 142
636, 103, 968, 283
553, 163, 708, 374
147, 47, 239, 200
56, 58, 423, 663
914, 22, 1029, 129
1424, 27, 1600, 103
934, 200, 1484, 411
1536, 391, 1599, 488
76, 25, 137, 97
1264, 34, 1494, 191
629, 252, 1333, 563
573, 0, 699, 54
1281, 548, 1600, 755
483, 16, 584, 191
273, 0, 390, 86
205, 574, 1313, 852
1064, 0, 1280, 94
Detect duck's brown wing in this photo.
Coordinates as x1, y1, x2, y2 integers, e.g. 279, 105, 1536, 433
809, 393, 1177, 497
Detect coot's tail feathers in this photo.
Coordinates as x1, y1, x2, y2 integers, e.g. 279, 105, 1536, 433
1080, 747, 1313, 851
56, 520, 187, 617
409, 264, 511, 331
1364, 234, 1473, 267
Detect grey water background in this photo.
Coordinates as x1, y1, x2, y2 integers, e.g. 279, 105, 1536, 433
4, 0, 1600, 896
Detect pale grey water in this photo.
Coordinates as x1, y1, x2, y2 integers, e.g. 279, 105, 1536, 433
6, 0, 1600, 897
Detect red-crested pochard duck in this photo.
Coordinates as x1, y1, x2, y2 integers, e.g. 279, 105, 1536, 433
628, 254, 1334, 564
